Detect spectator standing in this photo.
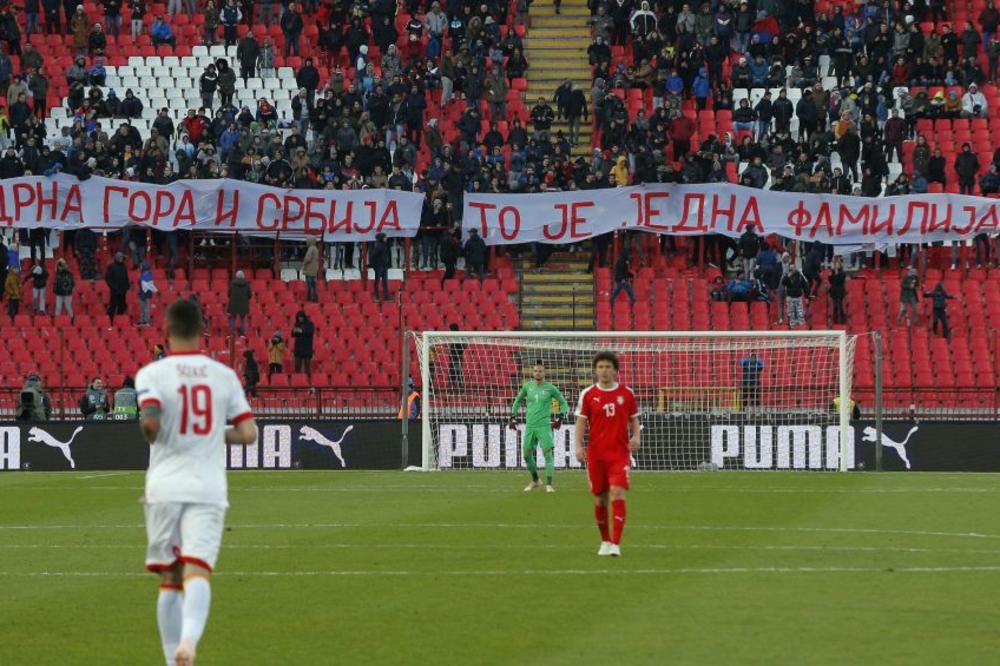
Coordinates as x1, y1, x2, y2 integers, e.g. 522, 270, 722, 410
203, 0, 220, 45
739, 352, 765, 409
4, 263, 21, 321
237, 33, 259, 83
129, 0, 144, 37
280, 3, 303, 57
955, 143, 980, 195
302, 237, 319, 302
898, 268, 920, 325
112, 377, 138, 420
829, 260, 847, 324
221, 0, 240, 47
79, 377, 110, 420
463, 228, 487, 281
53, 258, 74, 319
925, 283, 954, 339
738, 224, 760, 277
29, 263, 47, 313
138, 260, 157, 326
199, 63, 218, 112
105, 251, 129, 326
781, 265, 809, 328
267, 331, 285, 378
228, 269, 251, 335
370, 232, 391, 301
291, 310, 314, 376
243, 350, 260, 398
440, 228, 460, 286
610, 252, 636, 305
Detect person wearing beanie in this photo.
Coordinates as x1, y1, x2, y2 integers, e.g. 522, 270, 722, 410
30, 262, 48, 314
228, 269, 251, 335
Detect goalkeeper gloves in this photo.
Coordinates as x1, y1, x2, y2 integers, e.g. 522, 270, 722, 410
507, 417, 518, 431
551, 414, 563, 430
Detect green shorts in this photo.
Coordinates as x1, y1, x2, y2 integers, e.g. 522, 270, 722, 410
523, 426, 554, 452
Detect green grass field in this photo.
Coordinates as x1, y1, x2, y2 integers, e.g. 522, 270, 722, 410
3, 470, 1000, 665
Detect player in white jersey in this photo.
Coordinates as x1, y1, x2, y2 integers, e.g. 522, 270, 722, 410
136, 299, 257, 666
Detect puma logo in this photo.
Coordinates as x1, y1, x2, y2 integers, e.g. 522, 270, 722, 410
27, 426, 83, 469
862, 426, 918, 470
298, 425, 352, 468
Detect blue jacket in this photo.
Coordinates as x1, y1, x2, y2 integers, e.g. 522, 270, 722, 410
692, 69, 710, 99
665, 75, 684, 96
749, 59, 769, 85
151, 20, 172, 40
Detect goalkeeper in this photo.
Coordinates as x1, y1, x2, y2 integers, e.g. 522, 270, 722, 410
508, 360, 570, 493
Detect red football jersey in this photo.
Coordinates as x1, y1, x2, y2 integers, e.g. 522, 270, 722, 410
575, 383, 639, 460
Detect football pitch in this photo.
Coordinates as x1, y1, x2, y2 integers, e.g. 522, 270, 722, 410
3, 470, 1000, 665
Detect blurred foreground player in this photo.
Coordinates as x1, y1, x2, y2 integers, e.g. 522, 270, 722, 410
136, 299, 258, 665
574, 351, 640, 557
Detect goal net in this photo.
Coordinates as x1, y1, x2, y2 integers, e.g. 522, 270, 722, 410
411, 331, 858, 472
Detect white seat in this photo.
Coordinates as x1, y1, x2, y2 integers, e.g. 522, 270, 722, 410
140, 76, 157, 89
821, 76, 837, 91
149, 96, 167, 109
277, 66, 294, 79
141, 106, 156, 119
180, 56, 198, 68
152, 66, 170, 77
175, 77, 193, 90
170, 66, 188, 78
208, 45, 227, 57
134, 65, 152, 77
166, 87, 184, 99
732, 89, 748, 104
191, 45, 208, 57
118, 65, 135, 77
247, 77, 262, 90
162, 56, 180, 67
122, 75, 139, 88
104, 75, 122, 89
787, 88, 802, 106
127, 56, 145, 67
156, 76, 174, 89
818, 54, 831, 78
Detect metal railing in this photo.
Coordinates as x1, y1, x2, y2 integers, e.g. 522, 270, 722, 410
0, 386, 402, 421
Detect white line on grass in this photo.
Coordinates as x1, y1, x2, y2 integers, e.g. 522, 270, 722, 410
14, 484, 1000, 495
74, 473, 131, 480
2, 523, 998, 540
5, 543, 1000, 555
4, 566, 1000, 578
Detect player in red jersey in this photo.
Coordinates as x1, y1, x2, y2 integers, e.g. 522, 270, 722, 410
574, 351, 640, 557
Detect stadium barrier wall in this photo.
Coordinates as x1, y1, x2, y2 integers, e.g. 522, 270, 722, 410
433, 417, 1000, 472
2, 418, 997, 472
0, 421, 419, 472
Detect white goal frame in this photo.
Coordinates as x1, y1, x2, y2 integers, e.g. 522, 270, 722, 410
416, 330, 853, 472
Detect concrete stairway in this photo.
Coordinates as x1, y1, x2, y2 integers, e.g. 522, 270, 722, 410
525, 0, 592, 156
519, 252, 594, 331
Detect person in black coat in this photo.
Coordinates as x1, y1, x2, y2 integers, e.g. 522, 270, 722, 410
243, 349, 260, 397
954, 142, 981, 195
236, 34, 259, 84
828, 260, 847, 324
440, 229, 460, 286
291, 310, 314, 376
105, 251, 129, 323
463, 227, 487, 281
370, 232, 391, 301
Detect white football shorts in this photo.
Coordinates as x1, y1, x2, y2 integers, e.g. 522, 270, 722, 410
144, 502, 227, 573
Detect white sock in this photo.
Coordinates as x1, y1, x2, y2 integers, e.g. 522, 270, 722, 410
180, 576, 212, 648
156, 587, 183, 666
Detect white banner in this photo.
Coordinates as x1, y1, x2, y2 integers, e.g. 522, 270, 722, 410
0, 175, 423, 239
464, 184, 1000, 246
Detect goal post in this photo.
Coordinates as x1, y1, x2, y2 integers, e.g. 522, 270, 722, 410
411, 331, 857, 472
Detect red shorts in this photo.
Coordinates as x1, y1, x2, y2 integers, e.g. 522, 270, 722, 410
587, 457, 630, 495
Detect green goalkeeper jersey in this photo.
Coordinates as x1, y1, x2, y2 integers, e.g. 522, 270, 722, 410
511, 381, 570, 430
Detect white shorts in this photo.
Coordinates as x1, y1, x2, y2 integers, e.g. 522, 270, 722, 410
144, 502, 227, 573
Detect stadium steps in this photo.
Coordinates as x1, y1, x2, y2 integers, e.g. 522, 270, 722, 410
525, 0, 593, 156
519, 253, 594, 331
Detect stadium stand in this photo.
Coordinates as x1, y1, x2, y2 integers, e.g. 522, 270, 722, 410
1, 0, 999, 418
